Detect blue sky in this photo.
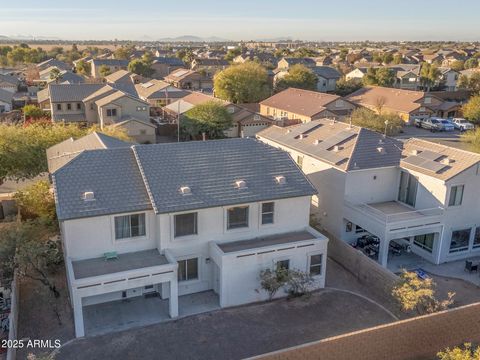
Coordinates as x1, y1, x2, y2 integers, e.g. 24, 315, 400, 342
2, 0, 480, 41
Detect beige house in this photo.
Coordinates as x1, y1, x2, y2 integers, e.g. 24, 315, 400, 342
89, 59, 129, 78
164, 69, 213, 91
260, 88, 357, 123
346, 86, 460, 122
190, 58, 229, 78
112, 118, 156, 144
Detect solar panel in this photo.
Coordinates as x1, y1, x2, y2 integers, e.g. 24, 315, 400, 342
319, 130, 356, 150
316, 149, 348, 165
417, 150, 443, 161
402, 155, 447, 173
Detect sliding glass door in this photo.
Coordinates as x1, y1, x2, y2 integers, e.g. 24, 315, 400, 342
398, 171, 418, 207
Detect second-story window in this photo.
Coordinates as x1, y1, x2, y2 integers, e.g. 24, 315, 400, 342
261, 202, 274, 225
107, 108, 117, 117
67, 103, 72, 110
56, 104, 62, 111
77, 103, 81, 110
448, 185, 464, 207
174, 212, 198, 237
227, 206, 249, 230
114, 213, 146, 240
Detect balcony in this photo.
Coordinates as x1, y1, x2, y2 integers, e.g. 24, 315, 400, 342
344, 200, 444, 238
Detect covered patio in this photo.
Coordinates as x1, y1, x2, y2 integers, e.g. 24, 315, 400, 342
84, 291, 220, 336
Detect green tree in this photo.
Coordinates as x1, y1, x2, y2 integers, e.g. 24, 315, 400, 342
99, 64, 112, 77
224, 47, 242, 62
438, 343, 480, 360
362, 67, 378, 86
49, 68, 63, 84
176, 49, 194, 67
392, 270, 455, 315
462, 95, 480, 123
350, 108, 404, 135
214, 62, 271, 103
182, 101, 233, 139
464, 58, 479, 69
420, 62, 441, 91
461, 127, 480, 153
458, 73, 480, 94
450, 60, 465, 72
375, 67, 395, 87
393, 54, 403, 65
259, 267, 289, 301
334, 78, 362, 96
14, 180, 56, 224
113, 46, 133, 60
75, 60, 91, 75
23, 105, 47, 120
275, 64, 318, 92
128, 59, 154, 77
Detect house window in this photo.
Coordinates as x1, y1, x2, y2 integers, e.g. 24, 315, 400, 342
227, 206, 249, 229
107, 108, 117, 117
424, 97, 432, 104
174, 212, 197, 237
77, 103, 81, 110
449, 228, 471, 253
114, 213, 146, 239
276, 259, 290, 271
473, 227, 480, 249
261, 202, 274, 225
355, 225, 366, 234
309, 254, 323, 276
414, 233, 434, 253
56, 104, 62, 111
448, 185, 464, 207
90, 103, 94, 110
297, 155, 303, 169
67, 103, 72, 110
398, 171, 418, 207
140, 129, 147, 135
178, 258, 198, 281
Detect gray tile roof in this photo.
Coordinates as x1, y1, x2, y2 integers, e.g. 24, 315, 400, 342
53, 147, 153, 220
0, 88, 14, 103
133, 138, 316, 214
152, 57, 184, 66
49, 83, 104, 103
312, 66, 341, 79
53, 138, 316, 220
91, 59, 129, 67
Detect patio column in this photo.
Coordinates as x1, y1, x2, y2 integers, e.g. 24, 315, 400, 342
72, 292, 85, 337
169, 279, 179, 318
378, 238, 389, 268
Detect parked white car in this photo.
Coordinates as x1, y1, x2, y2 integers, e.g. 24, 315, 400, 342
450, 118, 475, 131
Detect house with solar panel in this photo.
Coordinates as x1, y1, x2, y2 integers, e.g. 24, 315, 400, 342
257, 119, 480, 270
51, 137, 328, 337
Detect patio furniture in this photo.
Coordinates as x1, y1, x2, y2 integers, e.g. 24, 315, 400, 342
104, 251, 118, 261
465, 260, 478, 273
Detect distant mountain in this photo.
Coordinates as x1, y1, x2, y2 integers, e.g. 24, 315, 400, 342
253, 36, 294, 42
157, 35, 230, 42
0, 35, 10, 40
2, 34, 62, 41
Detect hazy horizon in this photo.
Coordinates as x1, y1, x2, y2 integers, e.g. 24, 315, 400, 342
2, 0, 480, 42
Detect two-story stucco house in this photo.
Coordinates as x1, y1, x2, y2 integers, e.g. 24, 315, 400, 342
258, 120, 480, 270
52, 138, 328, 337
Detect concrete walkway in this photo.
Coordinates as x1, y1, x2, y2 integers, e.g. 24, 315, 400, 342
84, 291, 220, 336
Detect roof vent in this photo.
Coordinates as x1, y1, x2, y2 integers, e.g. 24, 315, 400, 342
377, 146, 386, 155
286, 129, 291, 134
235, 180, 247, 189
411, 149, 421, 155
313, 139, 320, 145
179, 186, 191, 195
275, 175, 286, 185
441, 157, 452, 165
298, 134, 305, 139
83, 191, 95, 201
332, 145, 340, 152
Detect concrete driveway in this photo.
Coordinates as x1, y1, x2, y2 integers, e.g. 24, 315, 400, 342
55, 288, 395, 360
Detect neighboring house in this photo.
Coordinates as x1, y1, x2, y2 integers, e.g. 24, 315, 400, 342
0, 73, 20, 93
437, 67, 460, 91
89, 59, 129, 78
259, 87, 356, 123
0, 88, 14, 113
135, 79, 191, 108
190, 58, 229, 77
423, 54, 444, 64
44, 70, 85, 85
46, 131, 132, 173
346, 86, 460, 122
276, 57, 316, 70
345, 67, 369, 81
258, 119, 480, 268
36, 58, 70, 72
164, 69, 213, 91
312, 66, 341, 92
52, 138, 328, 337
233, 52, 278, 67
150, 57, 185, 79
111, 118, 157, 144
42, 82, 153, 143
164, 92, 273, 137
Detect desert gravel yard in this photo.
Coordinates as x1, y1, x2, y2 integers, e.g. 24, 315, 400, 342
56, 288, 395, 360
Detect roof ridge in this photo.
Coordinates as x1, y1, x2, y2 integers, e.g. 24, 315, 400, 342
131, 146, 158, 214
409, 137, 480, 158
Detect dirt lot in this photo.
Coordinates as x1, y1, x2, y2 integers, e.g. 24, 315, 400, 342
16, 267, 74, 359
